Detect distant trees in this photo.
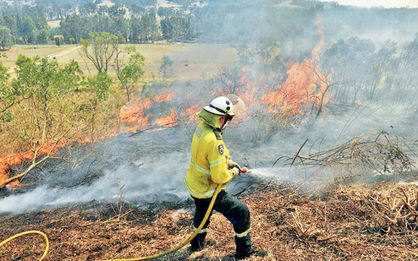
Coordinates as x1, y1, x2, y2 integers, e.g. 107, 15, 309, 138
321, 35, 418, 104
129, 12, 159, 42
1, 0, 418, 48
161, 15, 196, 42
57, 7, 198, 44
0, 26, 13, 50
0, 12, 50, 45
54, 35, 64, 46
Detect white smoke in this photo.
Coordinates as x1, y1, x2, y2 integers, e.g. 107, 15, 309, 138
0, 152, 190, 213
1, 1, 417, 214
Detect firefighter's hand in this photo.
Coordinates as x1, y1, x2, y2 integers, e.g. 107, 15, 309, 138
232, 167, 240, 177
228, 159, 241, 170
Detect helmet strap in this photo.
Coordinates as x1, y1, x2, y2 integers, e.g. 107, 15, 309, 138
221, 121, 229, 130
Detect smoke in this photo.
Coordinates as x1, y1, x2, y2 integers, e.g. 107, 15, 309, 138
0, 137, 192, 213
0, 104, 415, 214
1, 0, 417, 214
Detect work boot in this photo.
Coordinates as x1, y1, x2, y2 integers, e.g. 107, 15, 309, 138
190, 232, 207, 252
234, 234, 252, 259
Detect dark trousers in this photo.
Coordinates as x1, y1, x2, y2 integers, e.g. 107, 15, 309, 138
190, 190, 251, 254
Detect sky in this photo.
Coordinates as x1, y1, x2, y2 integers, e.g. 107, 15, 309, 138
317, 0, 418, 8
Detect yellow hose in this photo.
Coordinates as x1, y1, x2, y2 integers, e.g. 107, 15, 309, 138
101, 184, 223, 261
0, 230, 49, 260
0, 184, 222, 261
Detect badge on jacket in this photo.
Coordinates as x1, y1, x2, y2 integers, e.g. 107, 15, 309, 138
218, 144, 224, 155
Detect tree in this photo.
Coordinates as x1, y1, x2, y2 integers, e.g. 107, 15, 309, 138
37, 29, 50, 44
129, 13, 159, 43
81, 72, 112, 139
54, 35, 64, 46
80, 32, 119, 73
159, 55, 173, 79
117, 52, 145, 101
0, 62, 15, 115
0, 26, 13, 51
19, 16, 37, 44
161, 15, 196, 42
109, 4, 126, 16
0, 56, 85, 186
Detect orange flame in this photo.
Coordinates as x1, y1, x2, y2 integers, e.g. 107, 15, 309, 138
1, 19, 331, 188
0, 140, 62, 187
119, 97, 152, 132
262, 17, 330, 118
181, 104, 201, 124
154, 108, 179, 128
154, 92, 173, 103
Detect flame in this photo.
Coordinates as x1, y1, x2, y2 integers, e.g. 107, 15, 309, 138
262, 17, 330, 118
238, 68, 259, 106
154, 92, 173, 103
1, 91, 178, 188
154, 108, 179, 128
181, 104, 201, 124
119, 97, 152, 132
0, 140, 62, 187
1, 19, 332, 188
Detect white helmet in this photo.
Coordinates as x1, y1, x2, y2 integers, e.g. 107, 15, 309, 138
203, 96, 235, 117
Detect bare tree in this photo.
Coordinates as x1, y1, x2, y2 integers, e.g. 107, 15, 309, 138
80, 32, 119, 73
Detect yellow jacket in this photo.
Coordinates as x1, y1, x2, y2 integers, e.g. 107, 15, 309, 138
184, 121, 235, 198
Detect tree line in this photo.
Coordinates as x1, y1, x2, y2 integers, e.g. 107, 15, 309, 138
0, 11, 50, 48
0, 10, 197, 48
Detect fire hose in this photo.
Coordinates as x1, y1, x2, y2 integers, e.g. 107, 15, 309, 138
0, 230, 49, 260
0, 168, 248, 261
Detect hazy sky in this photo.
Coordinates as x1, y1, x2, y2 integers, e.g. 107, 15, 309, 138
318, 0, 418, 8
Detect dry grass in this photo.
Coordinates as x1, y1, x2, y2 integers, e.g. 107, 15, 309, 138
0, 44, 237, 81
0, 45, 74, 68
0, 182, 416, 260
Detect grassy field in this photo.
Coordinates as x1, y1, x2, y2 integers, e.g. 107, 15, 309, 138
0, 44, 237, 81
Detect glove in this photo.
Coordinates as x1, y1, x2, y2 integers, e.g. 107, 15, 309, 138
231, 167, 240, 177
227, 159, 241, 170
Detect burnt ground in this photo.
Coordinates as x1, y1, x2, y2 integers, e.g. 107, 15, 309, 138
0, 183, 417, 261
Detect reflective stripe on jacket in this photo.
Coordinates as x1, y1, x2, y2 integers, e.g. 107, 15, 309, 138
184, 122, 234, 198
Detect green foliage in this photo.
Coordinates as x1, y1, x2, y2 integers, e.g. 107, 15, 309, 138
118, 53, 145, 101
81, 72, 112, 139
86, 72, 112, 102
0, 62, 15, 115
80, 32, 119, 73
160, 15, 196, 41
54, 35, 64, 46
129, 13, 159, 43
0, 26, 14, 50
13, 56, 82, 107
3, 55, 84, 149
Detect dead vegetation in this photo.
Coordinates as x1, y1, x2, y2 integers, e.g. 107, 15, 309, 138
290, 131, 414, 175
0, 182, 417, 260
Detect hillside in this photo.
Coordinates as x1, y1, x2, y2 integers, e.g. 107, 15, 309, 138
1, 183, 416, 260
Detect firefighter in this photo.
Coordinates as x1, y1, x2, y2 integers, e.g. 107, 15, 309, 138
184, 96, 254, 259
